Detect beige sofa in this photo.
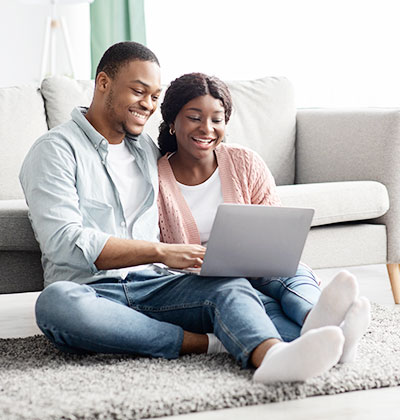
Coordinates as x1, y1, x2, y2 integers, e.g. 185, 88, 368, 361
1, 76, 399, 302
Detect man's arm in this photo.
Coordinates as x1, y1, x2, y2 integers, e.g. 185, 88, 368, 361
95, 237, 205, 270
20, 136, 205, 276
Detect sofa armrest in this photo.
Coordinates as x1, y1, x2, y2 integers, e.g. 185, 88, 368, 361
296, 108, 400, 262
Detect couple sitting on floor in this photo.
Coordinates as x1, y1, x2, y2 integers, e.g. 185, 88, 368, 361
19, 41, 371, 384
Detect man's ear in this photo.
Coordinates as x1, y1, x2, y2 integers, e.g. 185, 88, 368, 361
96, 71, 110, 92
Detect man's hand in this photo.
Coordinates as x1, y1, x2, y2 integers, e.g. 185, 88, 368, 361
157, 243, 206, 269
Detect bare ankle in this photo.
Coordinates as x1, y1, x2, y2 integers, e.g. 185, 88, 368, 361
180, 331, 208, 355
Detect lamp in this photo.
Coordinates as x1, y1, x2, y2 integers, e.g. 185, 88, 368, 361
22, 0, 93, 80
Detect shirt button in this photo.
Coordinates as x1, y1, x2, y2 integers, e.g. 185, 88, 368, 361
101, 160, 105, 165
120, 221, 126, 227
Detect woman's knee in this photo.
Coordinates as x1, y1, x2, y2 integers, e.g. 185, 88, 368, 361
297, 262, 320, 285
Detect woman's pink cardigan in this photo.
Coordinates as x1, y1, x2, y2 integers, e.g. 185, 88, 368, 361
157, 143, 282, 244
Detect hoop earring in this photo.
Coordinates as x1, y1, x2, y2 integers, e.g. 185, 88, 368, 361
169, 128, 176, 136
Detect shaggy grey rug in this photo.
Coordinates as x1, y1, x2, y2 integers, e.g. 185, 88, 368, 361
1, 303, 400, 420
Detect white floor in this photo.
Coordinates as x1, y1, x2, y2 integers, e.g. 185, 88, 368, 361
1, 264, 399, 419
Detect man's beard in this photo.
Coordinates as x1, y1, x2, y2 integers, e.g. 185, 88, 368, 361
105, 88, 137, 137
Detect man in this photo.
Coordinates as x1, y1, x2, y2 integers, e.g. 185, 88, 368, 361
20, 42, 345, 384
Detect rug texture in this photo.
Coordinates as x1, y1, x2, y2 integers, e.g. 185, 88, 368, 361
1, 303, 400, 420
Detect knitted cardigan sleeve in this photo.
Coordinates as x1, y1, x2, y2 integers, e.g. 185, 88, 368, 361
157, 155, 201, 244
248, 149, 282, 206
223, 144, 281, 207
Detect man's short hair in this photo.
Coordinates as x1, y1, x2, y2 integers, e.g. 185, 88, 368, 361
95, 41, 160, 80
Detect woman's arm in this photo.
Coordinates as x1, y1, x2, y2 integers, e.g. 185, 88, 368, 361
249, 150, 282, 206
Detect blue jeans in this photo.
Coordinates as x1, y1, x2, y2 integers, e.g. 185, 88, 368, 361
36, 265, 320, 367
36, 268, 283, 367
250, 263, 321, 342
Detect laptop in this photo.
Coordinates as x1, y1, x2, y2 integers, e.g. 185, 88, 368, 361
171, 204, 314, 278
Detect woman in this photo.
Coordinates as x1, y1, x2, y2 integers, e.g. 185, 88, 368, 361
157, 73, 370, 381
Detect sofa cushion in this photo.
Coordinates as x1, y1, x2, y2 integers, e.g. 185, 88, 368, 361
41, 76, 94, 129
0, 200, 39, 251
302, 223, 387, 268
3, 181, 388, 252
225, 77, 296, 186
40, 76, 296, 186
277, 181, 389, 227
0, 85, 48, 200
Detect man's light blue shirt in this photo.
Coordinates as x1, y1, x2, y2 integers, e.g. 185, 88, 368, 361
19, 107, 161, 287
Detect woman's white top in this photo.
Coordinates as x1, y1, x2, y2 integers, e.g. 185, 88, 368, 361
177, 168, 223, 245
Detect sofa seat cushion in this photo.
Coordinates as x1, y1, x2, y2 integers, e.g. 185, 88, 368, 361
277, 181, 389, 227
1, 181, 388, 251
0, 200, 39, 251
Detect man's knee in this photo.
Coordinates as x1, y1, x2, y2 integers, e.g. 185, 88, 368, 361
209, 277, 262, 306
35, 281, 93, 327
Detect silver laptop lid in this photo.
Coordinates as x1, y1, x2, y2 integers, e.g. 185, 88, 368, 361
200, 204, 314, 278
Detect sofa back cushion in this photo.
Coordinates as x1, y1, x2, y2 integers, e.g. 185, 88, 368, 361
0, 85, 48, 199
225, 77, 296, 185
41, 76, 94, 129
41, 75, 296, 185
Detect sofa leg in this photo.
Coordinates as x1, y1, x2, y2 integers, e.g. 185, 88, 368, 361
386, 264, 400, 304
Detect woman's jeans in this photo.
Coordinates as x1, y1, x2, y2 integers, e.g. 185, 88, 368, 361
35, 264, 320, 367
250, 263, 321, 342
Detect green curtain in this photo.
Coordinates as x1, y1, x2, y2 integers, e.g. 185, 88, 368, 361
90, 0, 146, 78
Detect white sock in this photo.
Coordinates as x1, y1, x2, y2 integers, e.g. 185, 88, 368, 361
301, 270, 359, 334
207, 333, 228, 354
253, 326, 344, 384
339, 296, 371, 363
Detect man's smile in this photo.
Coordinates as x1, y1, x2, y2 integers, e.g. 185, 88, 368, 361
129, 109, 149, 120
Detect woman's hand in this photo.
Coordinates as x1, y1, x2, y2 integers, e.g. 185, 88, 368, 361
157, 243, 206, 269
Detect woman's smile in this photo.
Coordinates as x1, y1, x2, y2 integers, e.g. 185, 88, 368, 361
192, 136, 218, 149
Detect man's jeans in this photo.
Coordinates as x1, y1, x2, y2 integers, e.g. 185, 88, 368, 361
35, 265, 320, 367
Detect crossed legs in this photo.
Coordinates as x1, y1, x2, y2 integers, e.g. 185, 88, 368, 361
35, 268, 368, 385
250, 266, 371, 372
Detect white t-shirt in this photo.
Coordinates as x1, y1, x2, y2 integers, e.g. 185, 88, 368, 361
107, 140, 151, 275
177, 168, 223, 245
107, 141, 149, 237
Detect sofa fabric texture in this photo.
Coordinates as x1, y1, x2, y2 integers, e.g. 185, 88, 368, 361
41, 76, 94, 129
278, 181, 389, 227
296, 109, 400, 263
0, 200, 38, 251
302, 223, 386, 269
0, 85, 48, 200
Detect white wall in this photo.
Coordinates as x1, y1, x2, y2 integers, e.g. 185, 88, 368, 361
2, 0, 399, 107
145, 0, 400, 108
0, 0, 91, 88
